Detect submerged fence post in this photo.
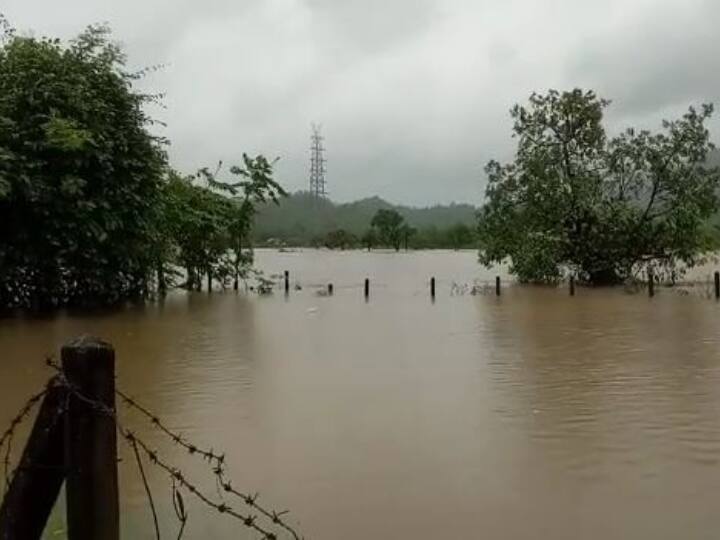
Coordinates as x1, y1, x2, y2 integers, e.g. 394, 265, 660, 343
430, 277, 436, 298
62, 336, 119, 540
648, 267, 655, 298
569, 275, 575, 296
364, 278, 370, 299
328, 283, 334, 296
495, 276, 501, 296
0, 378, 67, 540
284, 270, 290, 295
714, 271, 719, 300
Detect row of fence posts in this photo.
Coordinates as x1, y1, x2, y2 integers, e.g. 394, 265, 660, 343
281, 270, 720, 300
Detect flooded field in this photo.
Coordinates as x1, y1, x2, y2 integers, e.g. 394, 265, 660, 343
2, 249, 720, 539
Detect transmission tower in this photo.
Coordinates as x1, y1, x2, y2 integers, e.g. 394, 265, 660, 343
309, 124, 327, 198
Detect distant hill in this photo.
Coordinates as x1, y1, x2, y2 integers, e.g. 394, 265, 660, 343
253, 191, 478, 247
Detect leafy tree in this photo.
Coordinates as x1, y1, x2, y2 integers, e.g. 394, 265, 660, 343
371, 209, 405, 251
0, 22, 166, 309
446, 223, 474, 250
324, 229, 357, 249
163, 171, 232, 292
477, 89, 720, 284
201, 155, 286, 290
361, 228, 377, 251
400, 224, 416, 251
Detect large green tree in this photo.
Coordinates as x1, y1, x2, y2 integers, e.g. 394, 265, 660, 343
0, 22, 166, 309
477, 89, 720, 284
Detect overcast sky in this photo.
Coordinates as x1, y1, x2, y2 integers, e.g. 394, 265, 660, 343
4, 0, 720, 206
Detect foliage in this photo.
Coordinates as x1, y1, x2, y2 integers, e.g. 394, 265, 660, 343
0, 22, 166, 309
198, 155, 286, 289
370, 209, 406, 251
477, 88, 720, 284
445, 223, 475, 250
252, 191, 478, 247
322, 229, 358, 249
0, 19, 285, 310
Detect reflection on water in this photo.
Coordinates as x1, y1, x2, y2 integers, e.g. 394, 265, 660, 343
2, 249, 720, 539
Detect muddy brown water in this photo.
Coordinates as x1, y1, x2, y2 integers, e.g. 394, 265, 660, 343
2, 249, 720, 539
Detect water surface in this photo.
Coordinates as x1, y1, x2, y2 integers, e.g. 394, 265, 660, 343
2, 249, 720, 539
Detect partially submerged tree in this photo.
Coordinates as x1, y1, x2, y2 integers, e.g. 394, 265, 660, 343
371, 209, 406, 251
0, 17, 286, 309
0, 22, 166, 309
201, 155, 286, 290
477, 89, 720, 284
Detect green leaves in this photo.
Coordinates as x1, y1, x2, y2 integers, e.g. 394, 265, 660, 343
478, 88, 720, 285
42, 116, 92, 151
0, 21, 165, 309
371, 209, 406, 251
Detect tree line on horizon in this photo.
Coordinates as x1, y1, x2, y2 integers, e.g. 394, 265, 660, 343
2, 16, 719, 313
253, 192, 478, 250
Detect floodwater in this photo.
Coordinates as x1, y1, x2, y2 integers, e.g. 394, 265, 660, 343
2, 249, 720, 539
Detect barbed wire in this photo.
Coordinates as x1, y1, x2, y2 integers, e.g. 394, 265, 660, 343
117, 389, 304, 539
0, 384, 48, 495
43, 356, 304, 539
124, 430, 280, 540
129, 436, 161, 540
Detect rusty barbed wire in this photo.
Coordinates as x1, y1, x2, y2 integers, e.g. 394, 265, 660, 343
130, 436, 161, 540
116, 389, 304, 539
44, 355, 304, 539
1, 377, 70, 499
116, 390, 225, 467
0, 384, 48, 494
123, 430, 281, 540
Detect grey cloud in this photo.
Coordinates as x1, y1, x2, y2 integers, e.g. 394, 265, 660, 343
4, 0, 720, 205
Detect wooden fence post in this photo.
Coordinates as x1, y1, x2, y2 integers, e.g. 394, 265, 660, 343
430, 277, 435, 299
569, 275, 575, 296
0, 378, 67, 540
284, 271, 290, 295
328, 283, 334, 296
62, 336, 119, 540
648, 267, 655, 298
364, 278, 370, 299
495, 276, 501, 296
714, 271, 719, 300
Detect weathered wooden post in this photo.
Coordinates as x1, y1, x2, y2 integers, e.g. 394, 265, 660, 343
62, 336, 119, 540
569, 275, 575, 296
648, 267, 655, 298
714, 271, 719, 300
0, 378, 67, 540
364, 278, 370, 299
430, 277, 436, 298
328, 283, 334, 296
495, 276, 501, 296
284, 270, 290, 295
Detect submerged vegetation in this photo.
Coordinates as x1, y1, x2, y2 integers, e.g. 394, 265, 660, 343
478, 89, 720, 285
1, 16, 719, 312
0, 20, 284, 311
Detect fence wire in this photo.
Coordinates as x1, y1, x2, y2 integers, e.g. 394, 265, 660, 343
0, 358, 307, 540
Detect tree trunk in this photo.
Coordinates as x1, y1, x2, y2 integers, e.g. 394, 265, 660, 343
157, 262, 166, 296
587, 267, 622, 286
207, 267, 212, 293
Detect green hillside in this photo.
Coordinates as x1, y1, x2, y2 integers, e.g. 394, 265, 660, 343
253, 192, 478, 248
